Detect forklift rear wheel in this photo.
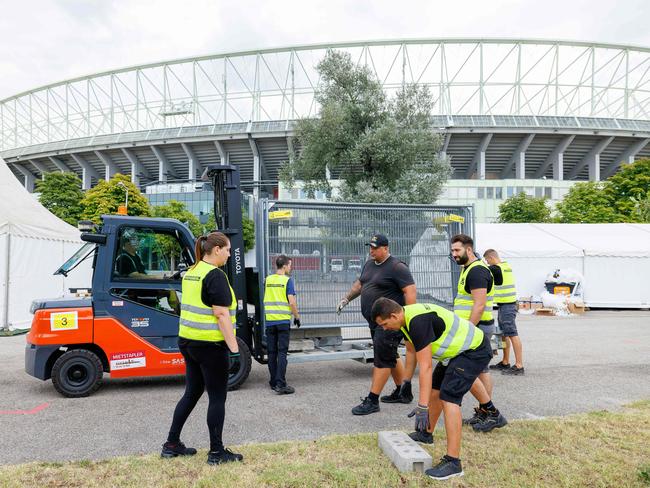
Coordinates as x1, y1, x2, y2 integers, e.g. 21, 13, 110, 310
227, 337, 252, 391
52, 349, 103, 398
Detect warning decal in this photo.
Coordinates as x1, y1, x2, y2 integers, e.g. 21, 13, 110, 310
110, 351, 146, 371
50, 311, 78, 331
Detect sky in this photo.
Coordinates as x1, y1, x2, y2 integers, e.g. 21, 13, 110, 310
1, 0, 649, 99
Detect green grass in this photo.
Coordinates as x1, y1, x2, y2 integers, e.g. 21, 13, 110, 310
1, 401, 648, 487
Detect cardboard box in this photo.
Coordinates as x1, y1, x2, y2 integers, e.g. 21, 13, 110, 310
568, 303, 586, 314
535, 308, 556, 316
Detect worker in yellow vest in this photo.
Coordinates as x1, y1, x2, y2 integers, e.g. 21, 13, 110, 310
163, 232, 242, 466
372, 298, 507, 481
484, 249, 524, 375
263, 255, 301, 394
450, 234, 500, 429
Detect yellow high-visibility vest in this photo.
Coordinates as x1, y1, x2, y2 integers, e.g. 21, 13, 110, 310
178, 260, 236, 342
264, 274, 292, 322
494, 261, 517, 304
401, 303, 484, 361
454, 259, 494, 322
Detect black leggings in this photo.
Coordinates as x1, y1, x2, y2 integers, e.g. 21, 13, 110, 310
167, 339, 229, 452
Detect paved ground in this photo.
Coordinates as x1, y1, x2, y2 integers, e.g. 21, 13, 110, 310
1, 311, 649, 465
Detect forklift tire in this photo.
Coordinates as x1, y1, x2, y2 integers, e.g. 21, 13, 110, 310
51, 349, 103, 398
227, 337, 252, 391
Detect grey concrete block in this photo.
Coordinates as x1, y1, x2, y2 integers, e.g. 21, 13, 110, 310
288, 339, 315, 352
378, 431, 433, 473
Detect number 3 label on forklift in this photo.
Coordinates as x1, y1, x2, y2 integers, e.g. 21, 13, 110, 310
50, 311, 78, 331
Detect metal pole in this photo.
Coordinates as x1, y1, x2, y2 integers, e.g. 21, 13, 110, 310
3, 233, 11, 331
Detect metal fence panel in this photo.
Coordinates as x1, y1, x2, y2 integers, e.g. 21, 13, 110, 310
256, 200, 474, 341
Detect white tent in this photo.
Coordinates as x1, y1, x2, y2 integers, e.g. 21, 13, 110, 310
475, 223, 650, 308
1, 158, 92, 330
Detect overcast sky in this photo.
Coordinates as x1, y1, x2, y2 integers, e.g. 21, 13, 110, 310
1, 0, 649, 99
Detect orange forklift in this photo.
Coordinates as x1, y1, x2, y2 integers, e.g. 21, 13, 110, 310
25, 165, 259, 397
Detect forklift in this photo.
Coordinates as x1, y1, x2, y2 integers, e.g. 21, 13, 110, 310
25, 165, 261, 397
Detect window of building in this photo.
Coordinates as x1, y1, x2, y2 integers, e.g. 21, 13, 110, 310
477, 187, 485, 199
495, 187, 503, 199
506, 186, 515, 198
544, 187, 553, 199
535, 187, 544, 198
486, 187, 494, 199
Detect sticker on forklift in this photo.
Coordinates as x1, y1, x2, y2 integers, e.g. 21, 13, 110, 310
131, 317, 150, 328
110, 351, 146, 370
50, 311, 78, 331
269, 210, 293, 220
112, 300, 124, 307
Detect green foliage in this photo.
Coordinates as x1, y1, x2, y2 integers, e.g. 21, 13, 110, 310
498, 192, 551, 223
80, 174, 151, 223
555, 182, 618, 223
280, 50, 450, 204
35, 172, 85, 226
202, 211, 256, 252
631, 195, 650, 223
152, 200, 202, 236
606, 158, 650, 221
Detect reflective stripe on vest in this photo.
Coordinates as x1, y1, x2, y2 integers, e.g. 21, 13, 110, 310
453, 259, 494, 322
400, 303, 484, 361
494, 261, 517, 304
178, 260, 237, 342
263, 274, 291, 322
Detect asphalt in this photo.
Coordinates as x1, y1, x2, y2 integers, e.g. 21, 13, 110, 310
1, 310, 649, 465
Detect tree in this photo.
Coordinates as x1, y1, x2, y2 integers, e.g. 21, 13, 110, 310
605, 158, 650, 221
498, 192, 551, 223
280, 50, 450, 204
631, 195, 650, 223
35, 172, 85, 226
554, 182, 618, 223
80, 174, 151, 223
152, 200, 202, 236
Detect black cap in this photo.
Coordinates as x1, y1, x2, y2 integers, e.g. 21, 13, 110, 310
365, 234, 389, 248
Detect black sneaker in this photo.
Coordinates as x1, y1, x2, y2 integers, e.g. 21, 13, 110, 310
462, 407, 487, 425
380, 386, 402, 403
274, 385, 295, 395
489, 362, 511, 370
351, 396, 380, 415
425, 455, 464, 480
399, 381, 414, 403
408, 430, 433, 445
161, 441, 197, 458
207, 448, 244, 465
502, 366, 525, 375
472, 410, 508, 432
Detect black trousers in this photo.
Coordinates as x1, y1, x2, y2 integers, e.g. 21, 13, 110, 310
266, 323, 290, 388
168, 338, 229, 452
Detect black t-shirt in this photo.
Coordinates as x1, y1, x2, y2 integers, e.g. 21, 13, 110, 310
116, 251, 145, 276
462, 261, 494, 325
404, 312, 446, 352
359, 255, 415, 323
201, 268, 233, 308
489, 264, 503, 286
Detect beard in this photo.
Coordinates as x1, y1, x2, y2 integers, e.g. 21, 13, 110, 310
454, 253, 469, 265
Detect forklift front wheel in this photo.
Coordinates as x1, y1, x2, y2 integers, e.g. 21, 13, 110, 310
52, 349, 103, 398
228, 337, 252, 391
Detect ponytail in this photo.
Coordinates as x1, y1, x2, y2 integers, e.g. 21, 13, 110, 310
192, 232, 229, 268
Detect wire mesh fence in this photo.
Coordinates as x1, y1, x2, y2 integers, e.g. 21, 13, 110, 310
256, 200, 474, 341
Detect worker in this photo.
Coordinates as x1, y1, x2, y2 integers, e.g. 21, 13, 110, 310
372, 298, 506, 480
450, 234, 504, 429
162, 231, 243, 466
115, 228, 147, 277
337, 234, 417, 415
484, 249, 524, 375
264, 254, 301, 394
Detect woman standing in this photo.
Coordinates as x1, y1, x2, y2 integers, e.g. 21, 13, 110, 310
161, 232, 243, 465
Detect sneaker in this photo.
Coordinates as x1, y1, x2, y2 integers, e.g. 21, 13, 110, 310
489, 362, 511, 371
502, 366, 525, 375
462, 407, 487, 425
274, 385, 295, 395
408, 430, 433, 445
399, 381, 414, 403
472, 410, 508, 432
425, 455, 464, 480
207, 448, 244, 465
380, 386, 402, 403
161, 441, 197, 458
351, 396, 380, 415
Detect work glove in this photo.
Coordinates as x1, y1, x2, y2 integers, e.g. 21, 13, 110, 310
407, 404, 430, 432
293, 318, 301, 328
336, 298, 349, 315
228, 350, 240, 366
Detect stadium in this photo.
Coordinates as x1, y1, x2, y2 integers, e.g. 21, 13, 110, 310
2, 38, 650, 222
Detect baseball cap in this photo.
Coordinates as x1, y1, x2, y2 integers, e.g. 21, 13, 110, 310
365, 234, 389, 248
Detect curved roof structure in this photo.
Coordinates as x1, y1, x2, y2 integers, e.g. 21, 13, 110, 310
2, 38, 650, 189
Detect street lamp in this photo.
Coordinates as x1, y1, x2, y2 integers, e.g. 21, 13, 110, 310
116, 181, 129, 214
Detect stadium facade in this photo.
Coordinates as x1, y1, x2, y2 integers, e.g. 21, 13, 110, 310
2, 39, 650, 222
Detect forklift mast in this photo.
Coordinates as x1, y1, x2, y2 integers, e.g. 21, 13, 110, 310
204, 165, 251, 345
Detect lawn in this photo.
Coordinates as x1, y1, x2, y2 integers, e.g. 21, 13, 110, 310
1, 400, 648, 487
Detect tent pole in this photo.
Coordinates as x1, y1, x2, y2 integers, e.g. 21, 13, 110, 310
2, 233, 10, 331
